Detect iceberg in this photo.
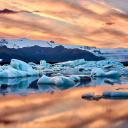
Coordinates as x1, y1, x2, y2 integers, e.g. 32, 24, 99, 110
106, 71, 120, 77
0, 67, 27, 78
56, 60, 124, 69
28, 62, 37, 67
51, 77, 64, 85
103, 91, 128, 97
28, 62, 42, 70
53, 59, 86, 68
37, 75, 55, 85
53, 67, 61, 71
43, 69, 53, 72
91, 68, 120, 77
82, 92, 95, 98
91, 68, 105, 77
102, 91, 112, 96
11, 59, 38, 76
0, 58, 125, 78
0, 59, 38, 78
52, 59, 124, 76
82, 93, 103, 101
38, 75, 80, 86
69, 75, 80, 82
121, 67, 128, 75
59, 77, 75, 85
40, 60, 50, 68
51, 73, 63, 76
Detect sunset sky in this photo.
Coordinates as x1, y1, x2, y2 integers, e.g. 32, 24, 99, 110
0, 0, 128, 48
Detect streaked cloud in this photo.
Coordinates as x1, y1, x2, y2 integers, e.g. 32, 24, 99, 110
0, 8, 32, 14
0, 0, 128, 48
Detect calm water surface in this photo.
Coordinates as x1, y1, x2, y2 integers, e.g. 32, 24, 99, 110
1, 68, 128, 96
1, 72, 128, 128
0, 74, 128, 96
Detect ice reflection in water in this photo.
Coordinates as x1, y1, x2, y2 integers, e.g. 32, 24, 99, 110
38, 82, 80, 93
90, 77, 121, 86
0, 75, 128, 96
91, 77, 128, 86
0, 70, 128, 128
0, 77, 39, 95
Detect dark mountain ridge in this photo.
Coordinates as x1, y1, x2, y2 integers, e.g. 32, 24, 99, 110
0, 45, 104, 63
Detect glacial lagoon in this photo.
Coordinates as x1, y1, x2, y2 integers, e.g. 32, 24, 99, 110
1, 69, 128, 127
1, 74, 128, 128
1, 72, 128, 96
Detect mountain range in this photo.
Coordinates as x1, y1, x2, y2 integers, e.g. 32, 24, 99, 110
0, 37, 128, 62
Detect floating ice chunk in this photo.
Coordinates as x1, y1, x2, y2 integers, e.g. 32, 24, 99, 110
51, 77, 64, 85
53, 67, 61, 71
103, 91, 112, 96
69, 75, 80, 82
0, 67, 27, 78
51, 73, 63, 76
38, 75, 55, 84
91, 68, 120, 77
0, 59, 38, 78
10, 59, 38, 76
38, 75, 76, 86
92, 95, 103, 101
55, 59, 86, 67
40, 60, 50, 68
28, 62, 42, 70
38, 71, 46, 76
106, 71, 120, 77
0, 67, 2, 72
32, 65, 42, 70
40, 60, 46, 67
91, 68, 105, 77
60, 77, 75, 85
111, 91, 128, 97
82, 92, 95, 98
43, 69, 53, 72
121, 67, 128, 75
103, 91, 128, 97
28, 62, 36, 67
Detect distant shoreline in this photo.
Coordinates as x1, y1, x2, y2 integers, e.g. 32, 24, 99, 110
1, 61, 128, 66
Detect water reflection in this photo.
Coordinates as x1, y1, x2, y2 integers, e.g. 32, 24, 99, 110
0, 77, 39, 95
91, 77, 128, 86
1, 76, 128, 96
1, 86, 128, 128
38, 82, 80, 93
104, 97, 128, 100
91, 77, 121, 86
82, 95, 128, 101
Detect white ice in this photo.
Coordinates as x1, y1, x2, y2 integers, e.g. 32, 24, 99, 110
91, 68, 120, 77
11, 59, 38, 76
103, 91, 128, 97
0, 59, 38, 78
38, 75, 80, 86
40, 60, 50, 68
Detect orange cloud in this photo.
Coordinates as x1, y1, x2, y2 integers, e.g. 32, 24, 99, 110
0, 0, 128, 48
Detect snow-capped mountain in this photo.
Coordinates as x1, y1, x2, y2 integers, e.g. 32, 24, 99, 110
0, 37, 128, 62
0, 37, 97, 50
